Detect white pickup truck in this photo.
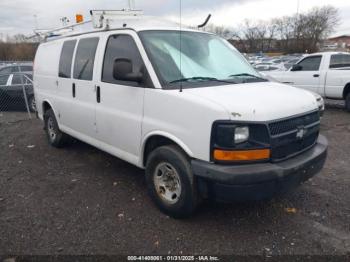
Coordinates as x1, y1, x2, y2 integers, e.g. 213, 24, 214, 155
266, 52, 350, 111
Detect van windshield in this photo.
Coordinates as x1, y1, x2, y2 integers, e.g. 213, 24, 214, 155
139, 30, 265, 89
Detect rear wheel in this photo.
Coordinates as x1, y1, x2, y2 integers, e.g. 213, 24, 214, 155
145, 145, 200, 218
44, 109, 70, 148
28, 96, 36, 112
346, 93, 350, 112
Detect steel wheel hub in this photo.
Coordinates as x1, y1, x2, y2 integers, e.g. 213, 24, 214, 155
153, 162, 181, 204
31, 99, 36, 111
47, 117, 56, 142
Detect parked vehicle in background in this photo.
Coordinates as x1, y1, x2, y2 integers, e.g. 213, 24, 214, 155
254, 62, 286, 72
284, 58, 301, 70
0, 63, 33, 75
34, 11, 328, 217
0, 73, 35, 112
261, 73, 325, 115
265, 52, 350, 112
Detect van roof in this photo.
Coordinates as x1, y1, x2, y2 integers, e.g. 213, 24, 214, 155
41, 10, 201, 41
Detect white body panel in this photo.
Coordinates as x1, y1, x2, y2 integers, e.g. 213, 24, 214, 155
34, 25, 319, 169
266, 52, 350, 99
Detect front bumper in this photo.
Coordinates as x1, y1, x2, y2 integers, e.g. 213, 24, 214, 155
192, 135, 328, 202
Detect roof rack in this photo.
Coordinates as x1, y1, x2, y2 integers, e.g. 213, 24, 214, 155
32, 9, 144, 41
90, 9, 143, 29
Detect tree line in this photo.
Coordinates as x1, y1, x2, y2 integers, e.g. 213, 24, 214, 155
0, 34, 38, 61
0, 5, 341, 61
205, 5, 340, 53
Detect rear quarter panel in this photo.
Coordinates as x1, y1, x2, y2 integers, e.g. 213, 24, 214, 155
34, 40, 62, 119
324, 69, 350, 98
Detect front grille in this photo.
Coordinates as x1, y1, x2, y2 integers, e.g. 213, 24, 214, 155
271, 131, 319, 160
269, 111, 320, 161
269, 111, 320, 136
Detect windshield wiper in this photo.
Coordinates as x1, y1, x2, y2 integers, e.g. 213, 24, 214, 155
229, 73, 267, 81
169, 77, 236, 84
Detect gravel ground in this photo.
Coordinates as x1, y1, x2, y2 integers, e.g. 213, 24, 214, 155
0, 106, 349, 256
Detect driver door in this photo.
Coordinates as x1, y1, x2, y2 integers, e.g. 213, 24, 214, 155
284, 55, 322, 93
95, 32, 147, 165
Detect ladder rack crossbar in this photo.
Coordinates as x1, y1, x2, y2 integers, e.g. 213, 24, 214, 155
33, 9, 144, 40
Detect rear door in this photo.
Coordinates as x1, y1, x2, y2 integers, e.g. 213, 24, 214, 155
283, 55, 322, 93
95, 32, 147, 165
8, 74, 25, 99
0, 74, 27, 109
60, 37, 100, 140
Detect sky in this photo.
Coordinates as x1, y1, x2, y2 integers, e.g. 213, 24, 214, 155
0, 0, 349, 38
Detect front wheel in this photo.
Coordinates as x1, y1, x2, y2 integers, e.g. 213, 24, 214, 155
145, 145, 200, 218
346, 93, 350, 112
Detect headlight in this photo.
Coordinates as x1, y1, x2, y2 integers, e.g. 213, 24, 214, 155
211, 122, 270, 162
316, 96, 325, 112
234, 126, 249, 144
215, 125, 249, 147
309, 91, 324, 112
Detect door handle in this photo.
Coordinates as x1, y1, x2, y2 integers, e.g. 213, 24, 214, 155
313, 74, 320, 77
96, 86, 100, 103
72, 83, 76, 98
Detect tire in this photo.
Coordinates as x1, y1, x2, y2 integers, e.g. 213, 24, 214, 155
145, 145, 200, 218
44, 109, 70, 148
346, 93, 350, 112
28, 96, 36, 112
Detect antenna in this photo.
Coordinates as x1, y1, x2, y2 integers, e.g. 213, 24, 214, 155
198, 14, 211, 29
179, 0, 183, 92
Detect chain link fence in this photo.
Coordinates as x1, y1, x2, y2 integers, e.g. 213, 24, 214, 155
0, 72, 36, 124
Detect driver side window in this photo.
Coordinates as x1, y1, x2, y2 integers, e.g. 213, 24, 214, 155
102, 34, 144, 87
297, 56, 322, 71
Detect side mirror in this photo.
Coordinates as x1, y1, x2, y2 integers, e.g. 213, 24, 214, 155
113, 58, 143, 83
291, 64, 302, 71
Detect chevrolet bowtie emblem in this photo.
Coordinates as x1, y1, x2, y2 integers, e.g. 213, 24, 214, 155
296, 126, 306, 139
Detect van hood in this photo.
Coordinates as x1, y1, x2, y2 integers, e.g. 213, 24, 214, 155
185, 82, 318, 121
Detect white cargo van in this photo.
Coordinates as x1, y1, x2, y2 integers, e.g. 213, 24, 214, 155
34, 11, 328, 217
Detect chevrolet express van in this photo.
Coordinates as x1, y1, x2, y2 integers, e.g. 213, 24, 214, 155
33, 11, 328, 217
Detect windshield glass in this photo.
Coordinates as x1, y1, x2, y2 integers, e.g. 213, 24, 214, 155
139, 30, 264, 89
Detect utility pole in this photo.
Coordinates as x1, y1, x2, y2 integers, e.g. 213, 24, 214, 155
127, 0, 135, 10
296, 0, 301, 53
296, 0, 300, 16
33, 15, 38, 30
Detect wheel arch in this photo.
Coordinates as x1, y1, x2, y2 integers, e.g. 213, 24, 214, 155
41, 99, 58, 121
140, 131, 194, 168
343, 83, 350, 99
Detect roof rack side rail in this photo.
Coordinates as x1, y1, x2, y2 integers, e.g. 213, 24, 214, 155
90, 9, 144, 29
30, 9, 144, 41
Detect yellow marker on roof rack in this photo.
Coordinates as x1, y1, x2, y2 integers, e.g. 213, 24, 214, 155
76, 14, 84, 23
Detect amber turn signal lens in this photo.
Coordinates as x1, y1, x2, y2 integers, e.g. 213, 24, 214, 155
214, 149, 270, 161
76, 14, 84, 23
